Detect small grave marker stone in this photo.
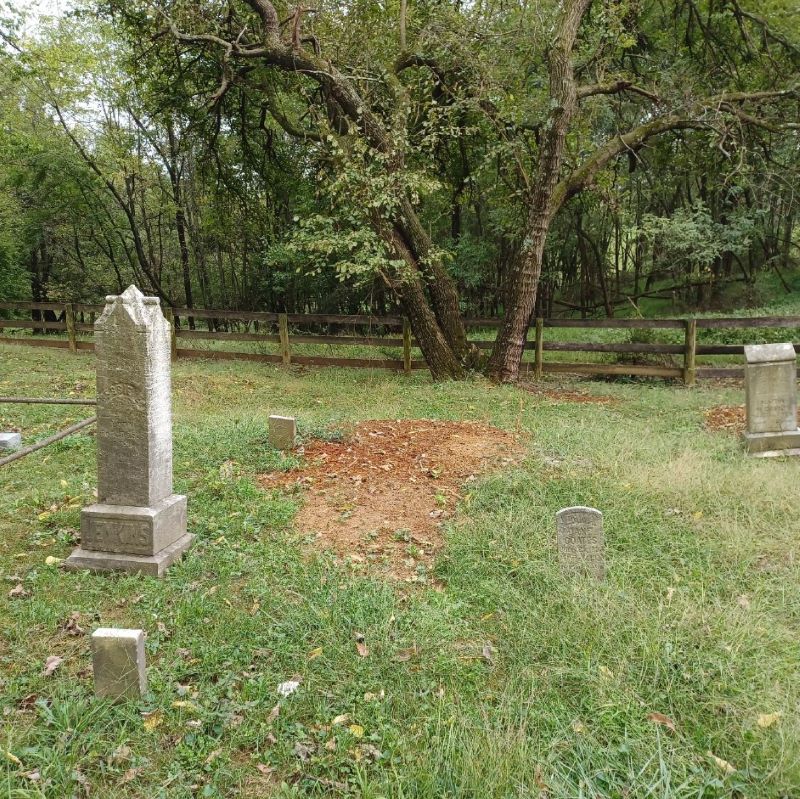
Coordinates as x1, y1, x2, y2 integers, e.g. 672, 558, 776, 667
92, 628, 147, 701
0, 432, 21, 450
556, 506, 605, 580
269, 415, 297, 451
744, 343, 800, 455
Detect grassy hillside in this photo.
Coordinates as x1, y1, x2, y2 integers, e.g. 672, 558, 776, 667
1, 345, 799, 797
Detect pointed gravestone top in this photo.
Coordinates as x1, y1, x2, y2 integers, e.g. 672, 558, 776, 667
98, 285, 165, 332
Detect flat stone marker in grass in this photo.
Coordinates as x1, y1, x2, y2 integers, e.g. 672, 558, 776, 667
269, 415, 297, 451
92, 628, 147, 701
556, 506, 605, 580
65, 286, 193, 577
0, 432, 21, 450
744, 343, 800, 456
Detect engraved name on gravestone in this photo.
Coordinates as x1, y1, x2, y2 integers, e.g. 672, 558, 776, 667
744, 343, 800, 455
556, 506, 605, 580
65, 286, 193, 576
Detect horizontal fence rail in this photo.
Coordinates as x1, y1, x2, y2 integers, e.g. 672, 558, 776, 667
1, 301, 800, 383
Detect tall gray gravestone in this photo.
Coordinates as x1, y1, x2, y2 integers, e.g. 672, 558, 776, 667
556, 506, 605, 581
65, 286, 193, 577
744, 343, 800, 456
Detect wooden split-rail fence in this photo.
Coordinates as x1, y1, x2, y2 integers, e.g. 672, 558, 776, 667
1, 301, 799, 384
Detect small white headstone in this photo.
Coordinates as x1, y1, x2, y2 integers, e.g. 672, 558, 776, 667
0, 432, 22, 450
556, 506, 605, 581
269, 415, 297, 451
92, 628, 147, 701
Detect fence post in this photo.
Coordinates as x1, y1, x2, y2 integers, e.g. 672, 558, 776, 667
164, 308, 178, 361
279, 313, 291, 366
65, 303, 77, 353
534, 318, 544, 380
403, 318, 412, 375
683, 318, 696, 386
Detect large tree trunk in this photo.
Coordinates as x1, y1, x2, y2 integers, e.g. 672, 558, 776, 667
167, 125, 194, 327
488, 0, 591, 382
386, 227, 464, 380
395, 200, 472, 365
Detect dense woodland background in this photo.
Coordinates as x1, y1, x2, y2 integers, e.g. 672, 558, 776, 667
0, 0, 798, 378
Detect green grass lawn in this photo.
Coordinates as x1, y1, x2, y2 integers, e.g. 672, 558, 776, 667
1, 344, 799, 798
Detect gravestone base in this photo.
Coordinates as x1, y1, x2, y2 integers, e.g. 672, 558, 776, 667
0, 432, 22, 450
744, 428, 800, 456
64, 533, 194, 578
80, 493, 187, 555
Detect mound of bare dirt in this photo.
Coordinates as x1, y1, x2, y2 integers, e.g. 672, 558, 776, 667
259, 420, 524, 581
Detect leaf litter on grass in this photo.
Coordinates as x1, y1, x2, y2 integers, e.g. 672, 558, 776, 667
259, 419, 524, 581
704, 404, 800, 434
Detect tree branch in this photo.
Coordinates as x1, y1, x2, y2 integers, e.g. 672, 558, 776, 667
577, 80, 659, 103
242, 0, 281, 42
554, 86, 800, 210
727, 0, 800, 59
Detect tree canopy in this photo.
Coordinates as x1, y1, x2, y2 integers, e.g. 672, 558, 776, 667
1, 0, 798, 379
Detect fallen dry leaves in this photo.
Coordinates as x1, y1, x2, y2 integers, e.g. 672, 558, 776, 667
259, 419, 523, 580
757, 712, 781, 728
354, 632, 369, 658
647, 712, 677, 732
704, 404, 800, 435
42, 655, 63, 677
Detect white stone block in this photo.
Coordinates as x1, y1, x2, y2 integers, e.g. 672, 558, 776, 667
0, 432, 22, 450
92, 628, 147, 701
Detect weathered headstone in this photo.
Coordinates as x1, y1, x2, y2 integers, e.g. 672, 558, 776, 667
0, 432, 21, 450
65, 286, 193, 577
92, 628, 147, 701
556, 506, 605, 580
744, 343, 800, 456
269, 415, 296, 451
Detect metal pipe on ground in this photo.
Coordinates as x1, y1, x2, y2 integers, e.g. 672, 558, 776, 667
0, 397, 97, 405
0, 416, 97, 467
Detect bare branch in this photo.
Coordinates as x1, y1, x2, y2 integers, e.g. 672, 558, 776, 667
555, 86, 800, 210
577, 80, 659, 103
242, 0, 281, 41
727, 0, 800, 59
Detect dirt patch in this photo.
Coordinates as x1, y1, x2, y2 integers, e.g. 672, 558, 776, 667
259, 420, 524, 582
704, 405, 800, 435
520, 383, 618, 405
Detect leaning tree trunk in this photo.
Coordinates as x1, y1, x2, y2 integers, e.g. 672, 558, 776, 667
389, 228, 464, 380
396, 199, 472, 364
488, 0, 591, 382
